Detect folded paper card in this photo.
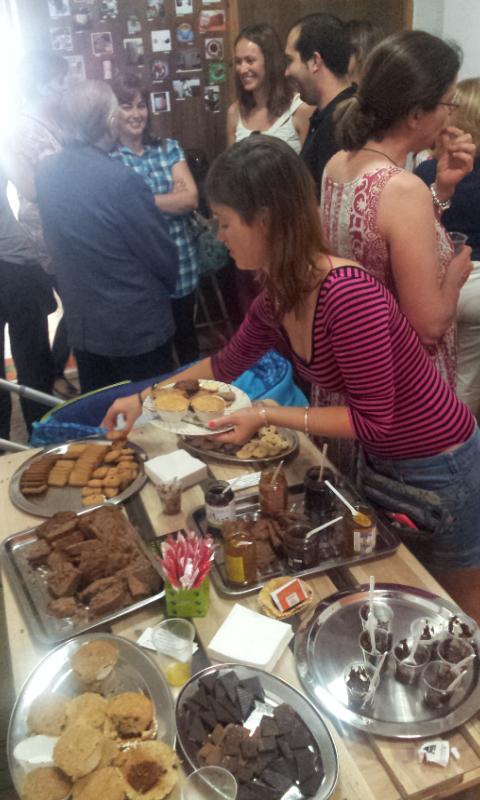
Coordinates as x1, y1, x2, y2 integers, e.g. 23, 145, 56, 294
207, 603, 293, 671
145, 450, 208, 489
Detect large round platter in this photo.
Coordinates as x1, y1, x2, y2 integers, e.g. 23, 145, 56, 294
143, 379, 251, 436
295, 584, 480, 739
176, 663, 338, 800
8, 632, 176, 796
181, 427, 299, 464
9, 438, 147, 517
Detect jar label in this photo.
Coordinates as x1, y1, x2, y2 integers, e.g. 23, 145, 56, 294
353, 527, 377, 554
206, 499, 235, 526
225, 554, 245, 584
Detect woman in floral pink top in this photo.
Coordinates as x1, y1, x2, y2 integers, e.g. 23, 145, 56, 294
321, 30, 474, 389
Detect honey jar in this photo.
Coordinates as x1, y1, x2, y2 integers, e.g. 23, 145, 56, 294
259, 466, 288, 516
224, 531, 257, 585
205, 480, 235, 533
343, 504, 377, 557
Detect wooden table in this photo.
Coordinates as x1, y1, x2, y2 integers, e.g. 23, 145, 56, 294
2, 424, 480, 800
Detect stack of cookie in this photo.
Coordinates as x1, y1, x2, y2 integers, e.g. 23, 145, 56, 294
20, 456, 58, 496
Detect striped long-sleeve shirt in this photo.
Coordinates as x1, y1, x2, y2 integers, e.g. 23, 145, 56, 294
212, 266, 474, 459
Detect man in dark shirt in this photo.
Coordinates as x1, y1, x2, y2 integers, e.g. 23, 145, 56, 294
285, 13, 356, 195
37, 80, 178, 393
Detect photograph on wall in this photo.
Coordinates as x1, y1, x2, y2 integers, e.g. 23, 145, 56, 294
146, 0, 165, 21
151, 29, 172, 52
175, 48, 201, 72
127, 14, 142, 35
176, 23, 194, 45
152, 58, 169, 81
173, 78, 200, 100
151, 90, 171, 113
102, 59, 114, 79
50, 26, 73, 51
208, 62, 226, 83
91, 31, 114, 56
99, 0, 118, 21
72, 7, 93, 31
205, 37, 223, 60
123, 38, 145, 66
175, 0, 193, 15
204, 84, 220, 113
65, 54, 86, 83
198, 10, 226, 34
48, 0, 70, 18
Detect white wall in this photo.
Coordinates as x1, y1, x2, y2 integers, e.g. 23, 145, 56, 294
413, 0, 480, 78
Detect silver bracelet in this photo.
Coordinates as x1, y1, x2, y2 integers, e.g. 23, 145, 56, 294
430, 182, 452, 213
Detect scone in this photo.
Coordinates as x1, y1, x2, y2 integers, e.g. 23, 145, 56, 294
72, 766, 126, 800
154, 392, 189, 422
27, 693, 68, 736
71, 640, 119, 685
190, 394, 225, 422
118, 740, 179, 800
53, 722, 103, 779
21, 766, 71, 800
66, 692, 108, 730
106, 692, 154, 738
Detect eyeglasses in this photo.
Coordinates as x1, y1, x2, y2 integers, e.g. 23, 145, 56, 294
438, 101, 460, 111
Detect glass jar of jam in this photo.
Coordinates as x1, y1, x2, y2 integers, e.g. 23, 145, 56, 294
343, 504, 377, 557
303, 466, 337, 519
224, 531, 257, 585
259, 466, 288, 516
205, 480, 235, 533
284, 521, 317, 571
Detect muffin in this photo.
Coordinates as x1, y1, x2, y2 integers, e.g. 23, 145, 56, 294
106, 692, 154, 738
53, 723, 103, 779
66, 693, 108, 730
72, 766, 126, 800
21, 766, 71, 800
27, 693, 68, 737
190, 394, 225, 422
118, 740, 179, 800
154, 391, 189, 422
71, 640, 119, 686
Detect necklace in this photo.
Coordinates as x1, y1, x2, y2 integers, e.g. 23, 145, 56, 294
360, 147, 399, 167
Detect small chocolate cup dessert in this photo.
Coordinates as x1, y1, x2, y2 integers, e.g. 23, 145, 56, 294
359, 627, 393, 671
422, 661, 464, 709
448, 613, 477, 641
359, 601, 394, 633
437, 635, 475, 666
344, 662, 375, 709
393, 637, 430, 685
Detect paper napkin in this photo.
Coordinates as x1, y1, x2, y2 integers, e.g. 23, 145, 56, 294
207, 604, 293, 671
145, 450, 208, 489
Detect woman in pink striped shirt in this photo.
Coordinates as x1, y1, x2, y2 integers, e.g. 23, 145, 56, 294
103, 137, 480, 620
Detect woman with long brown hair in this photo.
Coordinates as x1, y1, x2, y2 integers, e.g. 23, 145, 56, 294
227, 24, 313, 152
103, 136, 480, 621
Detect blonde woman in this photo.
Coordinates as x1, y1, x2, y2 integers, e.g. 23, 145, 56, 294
416, 78, 480, 415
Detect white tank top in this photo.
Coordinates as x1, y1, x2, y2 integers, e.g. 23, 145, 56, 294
235, 94, 303, 154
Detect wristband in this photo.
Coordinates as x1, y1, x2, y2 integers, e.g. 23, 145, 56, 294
304, 406, 310, 437
430, 182, 452, 213
258, 405, 269, 426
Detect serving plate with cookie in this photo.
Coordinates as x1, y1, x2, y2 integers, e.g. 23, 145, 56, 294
8, 633, 178, 800
142, 378, 251, 436
182, 425, 299, 464
9, 439, 147, 517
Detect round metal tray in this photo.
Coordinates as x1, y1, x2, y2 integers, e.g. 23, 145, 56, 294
181, 428, 299, 465
8, 632, 176, 796
9, 439, 147, 517
295, 584, 480, 739
176, 663, 338, 800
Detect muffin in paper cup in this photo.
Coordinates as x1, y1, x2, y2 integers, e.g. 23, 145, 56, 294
258, 576, 313, 619
154, 391, 189, 422
190, 393, 225, 422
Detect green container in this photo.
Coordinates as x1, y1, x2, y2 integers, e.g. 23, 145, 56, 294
164, 577, 210, 618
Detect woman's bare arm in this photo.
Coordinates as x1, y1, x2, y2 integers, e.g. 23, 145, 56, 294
293, 101, 315, 146
153, 160, 198, 215
226, 103, 239, 147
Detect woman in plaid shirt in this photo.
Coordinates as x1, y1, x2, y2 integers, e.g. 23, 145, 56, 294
111, 73, 200, 365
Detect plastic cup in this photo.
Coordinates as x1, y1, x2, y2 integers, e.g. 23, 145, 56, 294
422, 660, 464, 709
156, 481, 182, 515
393, 638, 430, 685
450, 231, 468, 254
152, 618, 195, 687
182, 766, 237, 800
359, 627, 392, 671
410, 616, 443, 650
359, 601, 394, 633
344, 662, 376, 710
303, 466, 338, 518
447, 612, 478, 641
437, 634, 475, 666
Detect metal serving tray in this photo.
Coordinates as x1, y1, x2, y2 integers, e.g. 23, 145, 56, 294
1, 506, 164, 644
8, 632, 176, 797
176, 663, 338, 800
189, 483, 399, 598
295, 584, 480, 739
181, 428, 299, 465
9, 439, 147, 517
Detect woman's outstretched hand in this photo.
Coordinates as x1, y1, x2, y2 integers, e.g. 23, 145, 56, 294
101, 394, 143, 439
206, 407, 263, 445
